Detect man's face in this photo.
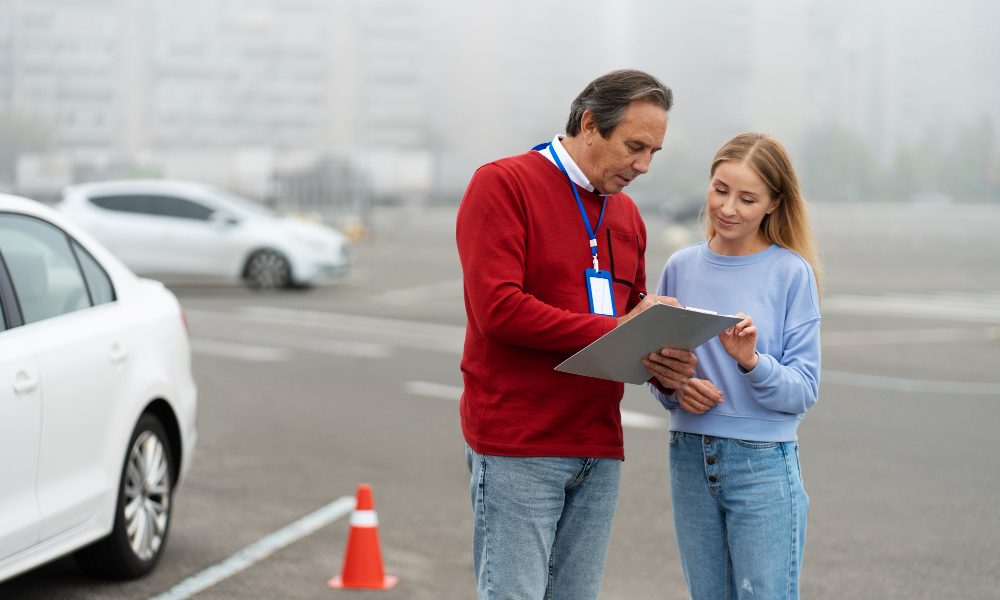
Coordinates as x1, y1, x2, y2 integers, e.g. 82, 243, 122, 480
582, 100, 667, 195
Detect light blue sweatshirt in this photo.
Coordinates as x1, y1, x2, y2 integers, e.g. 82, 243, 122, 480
648, 242, 821, 442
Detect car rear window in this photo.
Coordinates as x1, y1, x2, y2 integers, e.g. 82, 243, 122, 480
90, 193, 214, 221
90, 194, 156, 215
72, 241, 115, 305
147, 195, 214, 220
0, 214, 97, 324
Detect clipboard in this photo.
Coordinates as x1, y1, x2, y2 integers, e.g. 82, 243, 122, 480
555, 303, 742, 384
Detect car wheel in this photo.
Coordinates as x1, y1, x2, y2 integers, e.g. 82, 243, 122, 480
244, 249, 292, 289
75, 414, 174, 579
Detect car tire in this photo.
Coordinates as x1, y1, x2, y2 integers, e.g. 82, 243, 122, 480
75, 413, 175, 579
244, 249, 292, 289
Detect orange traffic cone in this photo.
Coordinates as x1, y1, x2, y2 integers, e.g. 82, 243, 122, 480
328, 484, 398, 590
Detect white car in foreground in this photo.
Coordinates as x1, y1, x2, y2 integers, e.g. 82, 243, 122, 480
59, 179, 351, 289
0, 194, 197, 582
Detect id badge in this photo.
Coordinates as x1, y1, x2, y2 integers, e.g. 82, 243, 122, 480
585, 268, 616, 316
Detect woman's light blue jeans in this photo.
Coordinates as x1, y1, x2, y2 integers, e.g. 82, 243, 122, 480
669, 431, 809, 599
465, 445, 621, 600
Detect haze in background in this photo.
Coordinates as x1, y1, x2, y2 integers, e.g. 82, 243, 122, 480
1, 0, 998, 211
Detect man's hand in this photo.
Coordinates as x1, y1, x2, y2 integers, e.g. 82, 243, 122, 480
643, 347, 698, 391
616, 294, 681, 327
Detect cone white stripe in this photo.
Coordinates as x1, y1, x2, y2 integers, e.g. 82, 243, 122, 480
350, 509, 378, 527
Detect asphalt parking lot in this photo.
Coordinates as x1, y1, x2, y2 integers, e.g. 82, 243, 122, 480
2, 202, 998, 599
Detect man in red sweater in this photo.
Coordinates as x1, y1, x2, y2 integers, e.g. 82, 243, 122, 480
457, 69, 698, 599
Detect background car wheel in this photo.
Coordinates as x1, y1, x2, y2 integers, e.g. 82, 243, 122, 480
75, 413, 174, 579
244, 250, 292, 289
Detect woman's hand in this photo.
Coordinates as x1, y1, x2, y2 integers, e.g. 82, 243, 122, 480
718, 312, 759, 371
675, 378, 724, 415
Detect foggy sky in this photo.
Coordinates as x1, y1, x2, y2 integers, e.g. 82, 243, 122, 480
2, 0, 998, 204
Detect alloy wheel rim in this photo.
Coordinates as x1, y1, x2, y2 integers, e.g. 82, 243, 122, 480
249, 253, 288, 288
123, 431, 170, 561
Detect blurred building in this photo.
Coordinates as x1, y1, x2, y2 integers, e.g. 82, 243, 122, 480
802, 0, 1000, 163
1, 0, 120, 152
1, 0, 998, 203
428, 0, 635, 200
0, 0, 434, 207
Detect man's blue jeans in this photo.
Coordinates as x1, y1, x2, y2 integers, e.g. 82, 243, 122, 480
669, 431, 809, 599
465, 445, 621, 600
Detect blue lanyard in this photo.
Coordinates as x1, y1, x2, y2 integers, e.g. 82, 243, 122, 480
539, 142, 608, 271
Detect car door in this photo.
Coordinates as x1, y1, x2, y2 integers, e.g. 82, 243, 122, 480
0, 213, 128, 541
146, 194, 246, 277
0, 280, 42, 560
83, 194, 166, 274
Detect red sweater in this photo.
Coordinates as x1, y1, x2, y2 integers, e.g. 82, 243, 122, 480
456, 150, 648, 459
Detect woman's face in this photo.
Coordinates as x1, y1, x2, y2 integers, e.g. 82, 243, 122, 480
706, 160, 779, 254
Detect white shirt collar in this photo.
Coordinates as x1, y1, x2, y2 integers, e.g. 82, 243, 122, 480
536, 134, 595, 193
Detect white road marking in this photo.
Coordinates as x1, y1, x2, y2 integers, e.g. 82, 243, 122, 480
404, 380, 462, 400
189, 309, 1000, 398
375, 279, 464, 306
619, 410, 666, 430
823, 370, 1000, 396
403, 381, 667, 429
191, 337, 391, 361
148, 496, 355, 600
235, 306, 465, 354
270, 336, 393, 359
821, 327, 995, 347
824, 291, 1000, 323
189, 339, 290, 362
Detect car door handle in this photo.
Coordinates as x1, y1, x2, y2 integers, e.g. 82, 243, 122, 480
13, 371, 39, 395
110, 343, 129, 365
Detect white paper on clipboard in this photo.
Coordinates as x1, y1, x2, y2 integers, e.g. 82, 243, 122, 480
555, 303, 742, 384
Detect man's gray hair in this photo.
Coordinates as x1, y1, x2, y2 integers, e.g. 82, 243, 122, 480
565, 69, 673, 137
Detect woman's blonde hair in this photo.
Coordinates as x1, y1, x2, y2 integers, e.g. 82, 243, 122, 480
705, 132, 822, 294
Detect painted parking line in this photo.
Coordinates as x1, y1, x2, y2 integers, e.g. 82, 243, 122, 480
192, 310, 999, 398
189, 305, 460, 362
404, 380, 463, 400
824, 291, 1000, 323
403, 381, 666, 430
375, 279, 464, 306
235, 306, 465, 354
191, 336, 392, 361
619, 410, 666, 430
189, 339, 291, 362
823, 370, 1000, 396
148, 496, 355, 600
821, 327, 998, 347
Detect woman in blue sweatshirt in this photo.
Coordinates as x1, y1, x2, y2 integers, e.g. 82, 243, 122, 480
645, 132, 821, 599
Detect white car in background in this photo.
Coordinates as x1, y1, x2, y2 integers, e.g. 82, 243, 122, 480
0, 194, 197, 582
59, 180, 351, 289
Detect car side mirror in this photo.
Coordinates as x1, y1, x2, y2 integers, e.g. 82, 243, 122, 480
209, 211, 240, 227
